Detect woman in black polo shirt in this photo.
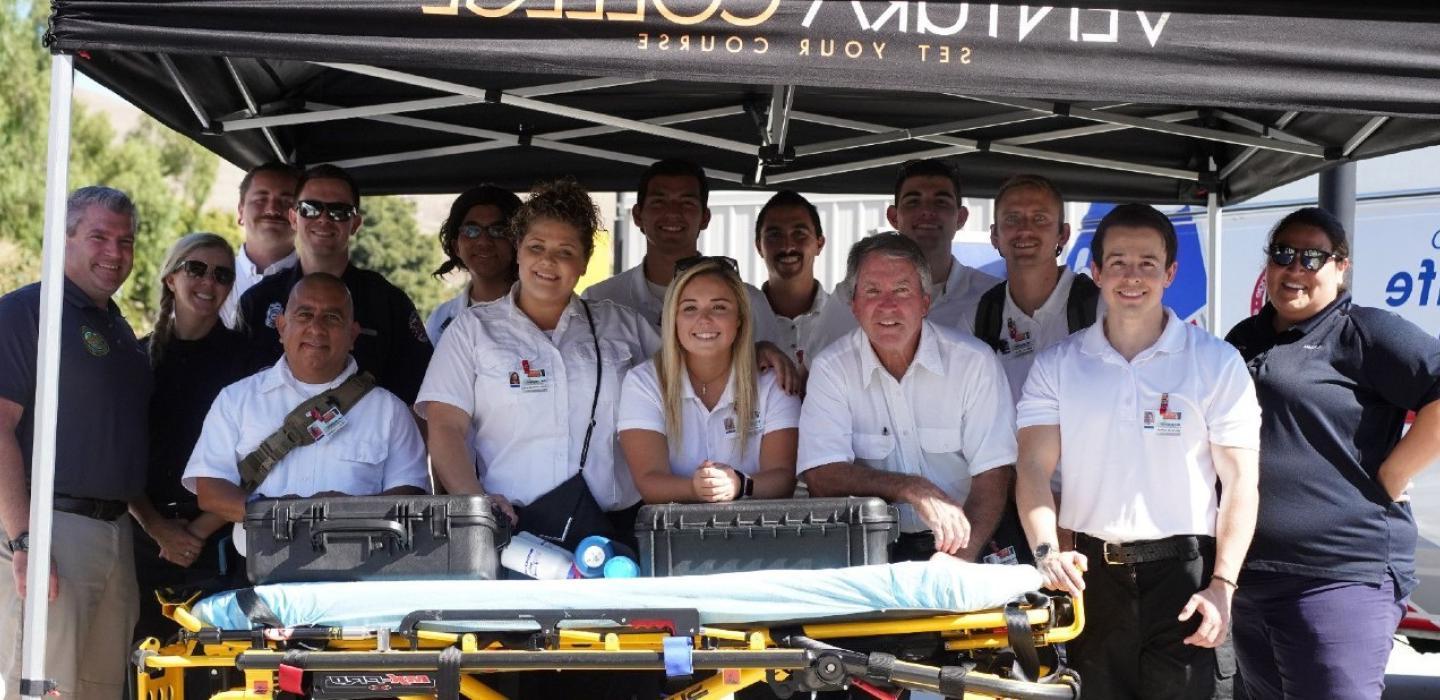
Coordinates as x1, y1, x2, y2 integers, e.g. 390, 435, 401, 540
134, 232, 263, 642
1224, 207, 1440, 700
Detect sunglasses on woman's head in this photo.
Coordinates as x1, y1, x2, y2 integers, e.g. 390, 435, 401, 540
1266, 245, 1338, 272
295, 200, 359, 222
177, 259, 235, 285
459, 223, 510, 240
674, 255, 739, 276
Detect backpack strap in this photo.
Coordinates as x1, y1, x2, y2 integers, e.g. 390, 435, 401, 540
973, 281, 1009, 352
1065, 272, 1101, 333
236, 371, 377, 493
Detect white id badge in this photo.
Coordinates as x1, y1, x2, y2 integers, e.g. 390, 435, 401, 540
306, 405, 348, 442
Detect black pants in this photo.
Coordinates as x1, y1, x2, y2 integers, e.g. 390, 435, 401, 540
1071, 535, 1234, 700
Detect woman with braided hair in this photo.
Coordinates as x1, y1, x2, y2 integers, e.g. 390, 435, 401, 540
134, 232, 263, 642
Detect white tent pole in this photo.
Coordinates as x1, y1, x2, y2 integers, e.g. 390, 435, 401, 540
1206, 189, 1224, 335
20, 53, 73, 700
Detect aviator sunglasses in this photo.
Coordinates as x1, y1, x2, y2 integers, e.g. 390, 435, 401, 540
177, 259, 235, 285
459, 223, 510, 240
295, 200, 360, 222
674, 254, 739, 276
1266, 244, 1339, 272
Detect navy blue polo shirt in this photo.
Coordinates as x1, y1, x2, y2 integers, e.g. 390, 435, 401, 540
1226, 295, 1440, 596
141, 326, 265, 509
236, 263, 433, 404
0, 278, 152, 501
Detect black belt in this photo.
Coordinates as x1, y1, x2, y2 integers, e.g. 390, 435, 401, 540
1075, 533, 1210, 566
54, 495, 128, 521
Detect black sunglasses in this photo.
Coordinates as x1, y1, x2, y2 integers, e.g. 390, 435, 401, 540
295, 200, 359, 222
459, 223, 510, 240
674, 255, 739, 276
1266, 245, 1339, 272
177, 259, 235, 285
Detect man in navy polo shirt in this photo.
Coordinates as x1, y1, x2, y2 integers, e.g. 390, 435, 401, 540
0, 186, 151, 699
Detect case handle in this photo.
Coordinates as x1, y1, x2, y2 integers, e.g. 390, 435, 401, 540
310, 519, 410, 550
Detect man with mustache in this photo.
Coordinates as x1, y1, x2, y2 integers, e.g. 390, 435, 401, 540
187, 273, 428, 534
222, 161, 301, 328
804, 159, 1000, 360
237, 164, 433, 403
0, 187, 151, 699
755, 190, 828, 368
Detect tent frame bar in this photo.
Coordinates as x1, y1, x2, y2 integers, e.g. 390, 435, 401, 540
157, 53, 212, 132
323, 103, 746, 182
1217, 112, 1300, 181
318, 62, 756, 156
221, 57, 286, 162
1344, 116, 1390, 157
21, 52, 74, 700
962, 95, 1329, 158
224, 75, 648, 132
779, 111, 1201, 183
1210, 110, 1321, 146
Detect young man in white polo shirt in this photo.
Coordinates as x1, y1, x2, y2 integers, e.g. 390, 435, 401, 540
1015, 204, 1261, 699
799, 234, 1016, 562
755, 190, 829, 367
804, 159, 1000, 361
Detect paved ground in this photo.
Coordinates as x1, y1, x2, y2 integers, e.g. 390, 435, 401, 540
1383, 636, 1440, 699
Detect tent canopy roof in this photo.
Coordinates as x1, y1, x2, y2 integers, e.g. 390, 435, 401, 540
48, 1, 1440, 204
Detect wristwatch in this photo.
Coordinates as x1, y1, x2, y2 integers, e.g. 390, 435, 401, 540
4, 532, 29, 554
1032, 542, 1055, 562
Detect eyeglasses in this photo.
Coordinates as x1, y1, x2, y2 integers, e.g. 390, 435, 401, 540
459, 223, 510, 240
295, 200, 359, 222
1266, 245, 1339, 272
177, 259, 235, 285
674, 255, 739, 276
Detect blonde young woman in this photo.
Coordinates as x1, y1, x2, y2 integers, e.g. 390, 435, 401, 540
619, 257, 799, 503
135, 232, 261, 641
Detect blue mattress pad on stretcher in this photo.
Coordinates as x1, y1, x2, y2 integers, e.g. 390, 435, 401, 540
192, 559, 1045, 630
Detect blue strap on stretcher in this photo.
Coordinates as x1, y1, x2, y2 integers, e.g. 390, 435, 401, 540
662, 636, 693, 677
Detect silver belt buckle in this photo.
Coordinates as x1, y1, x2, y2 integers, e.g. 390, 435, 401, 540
1103, 542, 1126, 566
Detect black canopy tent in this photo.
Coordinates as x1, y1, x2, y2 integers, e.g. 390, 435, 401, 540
12, 2, 1440, 697
45, 1, 1440, 204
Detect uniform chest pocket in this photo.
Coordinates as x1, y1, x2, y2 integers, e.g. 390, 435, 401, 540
918, 428, 961, 455
852, 433, 894, 461
323, 438, 387, 496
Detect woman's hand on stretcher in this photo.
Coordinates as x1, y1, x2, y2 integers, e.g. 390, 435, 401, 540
1036, 550, 1088, 598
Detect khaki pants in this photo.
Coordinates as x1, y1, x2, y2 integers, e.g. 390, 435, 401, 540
0, 512, 138, 700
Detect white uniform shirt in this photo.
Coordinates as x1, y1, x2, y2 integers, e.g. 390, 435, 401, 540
1016, 309, 1262, 543
798, 321, 1018, 532
805, 254, 1000, 362
424, 283, 499, 346
762, 281, 831, 368
994, 268, 1093, 406
221, 244, 297, 329
182, 356, 430, 498
617, 360, 800, 477
415, 289, 659, 510
581, 263, 784, 346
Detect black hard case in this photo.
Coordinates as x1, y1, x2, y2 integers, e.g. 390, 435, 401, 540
635, 497, 900, 577
244, 495, 510, 584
